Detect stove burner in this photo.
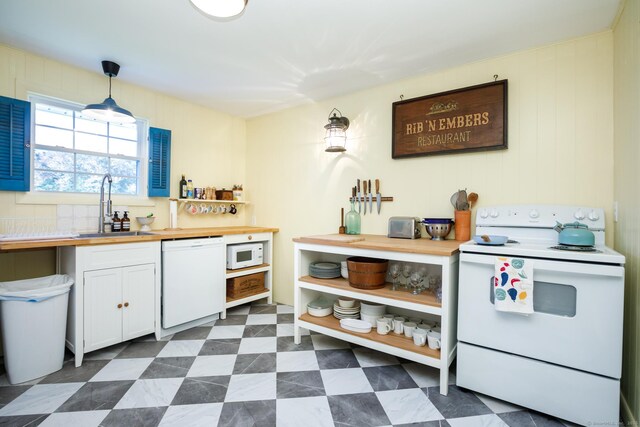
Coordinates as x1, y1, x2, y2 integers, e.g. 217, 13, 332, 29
550, 245, 601, 253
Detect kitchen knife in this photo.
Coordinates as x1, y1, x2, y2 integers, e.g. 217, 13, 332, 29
375, 179, 381, 214
368, 179, 373, 214
363, 180, 367, 215
357, 179, 361, 214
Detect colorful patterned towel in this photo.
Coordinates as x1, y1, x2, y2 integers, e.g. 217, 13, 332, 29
494, 257, 533, 314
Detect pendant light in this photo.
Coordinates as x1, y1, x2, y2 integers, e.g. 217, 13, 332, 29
189, 0, 248, 19
82, 60, 136, 124
324, 108, 350, 152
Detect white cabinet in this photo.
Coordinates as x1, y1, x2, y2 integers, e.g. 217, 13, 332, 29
59, 241, 161, 367
293, 236, 459, 395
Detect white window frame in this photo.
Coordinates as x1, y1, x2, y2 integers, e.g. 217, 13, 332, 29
26, 93, 149, 201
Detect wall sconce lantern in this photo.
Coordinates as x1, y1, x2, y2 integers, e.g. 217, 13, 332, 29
324, 108, 350, 153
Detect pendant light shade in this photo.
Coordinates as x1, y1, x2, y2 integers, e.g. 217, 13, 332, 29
189, 0, 248, 19
82, 61, 136, 124
324, 108, 350, 153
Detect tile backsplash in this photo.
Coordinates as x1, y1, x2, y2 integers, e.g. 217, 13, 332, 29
57, 204, 128, 233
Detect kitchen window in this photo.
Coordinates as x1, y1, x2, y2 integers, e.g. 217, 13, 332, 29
28, 94, 148, 195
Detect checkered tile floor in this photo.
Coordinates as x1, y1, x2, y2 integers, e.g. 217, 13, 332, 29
0, 303, 578, 427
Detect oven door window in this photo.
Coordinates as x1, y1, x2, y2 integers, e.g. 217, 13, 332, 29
489, 278, 576, 317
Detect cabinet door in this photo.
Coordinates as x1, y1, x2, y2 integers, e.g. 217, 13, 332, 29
122, 264, 155, 341
84, 269, 123, 352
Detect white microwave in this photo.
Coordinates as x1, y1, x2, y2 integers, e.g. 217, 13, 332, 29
227, 242, 263, 269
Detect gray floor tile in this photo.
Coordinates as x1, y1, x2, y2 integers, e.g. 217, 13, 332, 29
0, 386, 31, 409
243, 325, 277, 338
100, 407, 166, 427
315, 349, 360, 370
55, 380, 134, 412
276, 371, 325, 399
249, 305, 277, 315
115, 341, 167, 358
233, 353, 277, 375
140, 357, 195, 379
218, 400, 276, 427
327, 392, 391, 427
0, 414, 47, 426
38, 360, 109, 384
171, 327, 212, 340
394, 421, 451, 427
499, 410, 568, 427
276, 314, 293, 324
171, 376, 230, 405
362, 365, 418, 391
277, 336, 314, 352
199, 339, 241, 355
214, 316, 248, 326
425, 385, 492, 419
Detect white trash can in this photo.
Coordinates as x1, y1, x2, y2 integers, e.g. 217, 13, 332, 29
0, 274, 74, 384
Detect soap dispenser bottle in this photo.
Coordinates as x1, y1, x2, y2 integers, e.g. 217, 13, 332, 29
112, 211, 121, 232
121, 211, 131, 232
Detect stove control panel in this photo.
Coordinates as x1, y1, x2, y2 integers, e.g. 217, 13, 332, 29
475, 205, 606, 230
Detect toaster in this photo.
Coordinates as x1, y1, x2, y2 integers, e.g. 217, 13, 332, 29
388, 217, 422, 239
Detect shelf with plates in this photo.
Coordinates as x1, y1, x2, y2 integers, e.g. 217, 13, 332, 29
293, 236, 459, 396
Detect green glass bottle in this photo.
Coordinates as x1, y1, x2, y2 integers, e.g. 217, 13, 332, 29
345, 199, 361, 235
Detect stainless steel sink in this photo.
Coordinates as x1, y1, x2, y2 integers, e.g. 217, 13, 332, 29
76, 231, 155, 238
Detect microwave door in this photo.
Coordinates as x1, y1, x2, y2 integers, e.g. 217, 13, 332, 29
236, 250, 253, 264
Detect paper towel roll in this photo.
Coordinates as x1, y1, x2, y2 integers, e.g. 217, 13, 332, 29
169, 200, 178, 229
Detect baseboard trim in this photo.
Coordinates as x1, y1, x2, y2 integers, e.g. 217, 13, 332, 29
621, 391, 638, 426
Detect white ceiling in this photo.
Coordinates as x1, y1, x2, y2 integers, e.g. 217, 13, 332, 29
0, 0, 621, 118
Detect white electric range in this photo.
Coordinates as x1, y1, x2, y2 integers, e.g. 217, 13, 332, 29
456, 205, 625, 427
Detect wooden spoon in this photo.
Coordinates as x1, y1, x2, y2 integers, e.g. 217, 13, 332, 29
480, 234, 491, 242
339, 208, 346, 234
468, 192, 479, 209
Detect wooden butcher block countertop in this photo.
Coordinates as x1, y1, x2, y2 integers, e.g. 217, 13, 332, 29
0, 226, 279, 252
293, 234, 461, 257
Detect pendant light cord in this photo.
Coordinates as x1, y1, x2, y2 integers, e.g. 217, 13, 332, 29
108, 75, 112, 99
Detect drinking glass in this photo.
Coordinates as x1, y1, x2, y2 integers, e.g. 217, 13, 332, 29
401, 264, 413, 290
389, 263, 401, 291
409, 271, 423, 295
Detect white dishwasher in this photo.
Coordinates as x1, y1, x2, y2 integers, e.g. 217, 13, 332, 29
162, 237, 225, 328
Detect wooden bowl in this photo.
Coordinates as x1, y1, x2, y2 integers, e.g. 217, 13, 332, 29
346, 257, 388, 290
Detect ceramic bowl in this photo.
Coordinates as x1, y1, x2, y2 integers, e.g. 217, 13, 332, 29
338, 297, 355, 308
308, 305, 333, 317
136, 216, 155, 232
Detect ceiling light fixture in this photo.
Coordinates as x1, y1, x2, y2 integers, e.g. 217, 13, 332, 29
189, 0, 248, 19
82, 60, 136, 124
324, 108, 350, 153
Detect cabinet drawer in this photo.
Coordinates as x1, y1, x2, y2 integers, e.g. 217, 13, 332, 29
224, 232, 271, 245
79, 242, 160, 271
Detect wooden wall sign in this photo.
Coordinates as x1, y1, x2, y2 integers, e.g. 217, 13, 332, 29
392, 80, 507, 158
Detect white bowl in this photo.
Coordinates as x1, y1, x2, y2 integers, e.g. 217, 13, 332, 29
136, 216, 155, 232
308, 306, 332, 317
338, 297, 355, 308
360, 302, 386, 316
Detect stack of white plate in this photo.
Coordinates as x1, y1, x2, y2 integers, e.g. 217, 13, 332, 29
360, 301, 386, 326
340, 318, 372, 333
309, 262, 341, 279
333, 301, 360, 319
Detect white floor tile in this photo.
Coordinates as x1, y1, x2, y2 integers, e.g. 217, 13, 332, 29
83, 343, 129, 361
246, 314, 277, 325
475, 393, 522, 414
277, 351, 319, 372
447, 414, 509, 427
225, 373, 276, 402
158, 340, 205, 357
238, 337, 277, 354
276, 324, 309, 337
402, 362, 441, 388
276, 396, 333, 427
276, 305, 294, 314
320, 368, 374, 396
187, 355, 237, 377
114, 378, 183, 409
352, 347, 399, 367
310, 334, 350, 350
0, 383, 83, 416
376, 388, 443, 424
159, 403, 223, 427
207, 325, 245, 339
89, 358, 154, 382
39, 410, 110, 427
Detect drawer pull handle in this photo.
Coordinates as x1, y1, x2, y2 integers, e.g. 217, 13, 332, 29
117, 303, 123, 309
124, 302, 129, 307
248, 235, 253, 240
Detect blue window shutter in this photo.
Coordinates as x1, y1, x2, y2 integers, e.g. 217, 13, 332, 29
0, 96, 30, 192
148, 127, 171, 197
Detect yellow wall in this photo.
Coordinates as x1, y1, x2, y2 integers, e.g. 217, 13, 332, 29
246, 31, 615, 306
0, 44, 248, 281
613, 0, 640, 424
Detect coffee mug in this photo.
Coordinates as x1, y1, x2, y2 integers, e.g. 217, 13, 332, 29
393, 317, 405, 334
427, 331, 441, 349
403, 322, 417, 338
413, 328, 427, 346
409, 317, 422, 324
417, 324, 431, 331
187, 204, 198, 214
376, 319, 391, 335
229, 204, 237, 215
198, 204, 207, 214
382, 314, 395, 326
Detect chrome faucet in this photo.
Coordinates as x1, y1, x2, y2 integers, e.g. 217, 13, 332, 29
98, 173, 113, 234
